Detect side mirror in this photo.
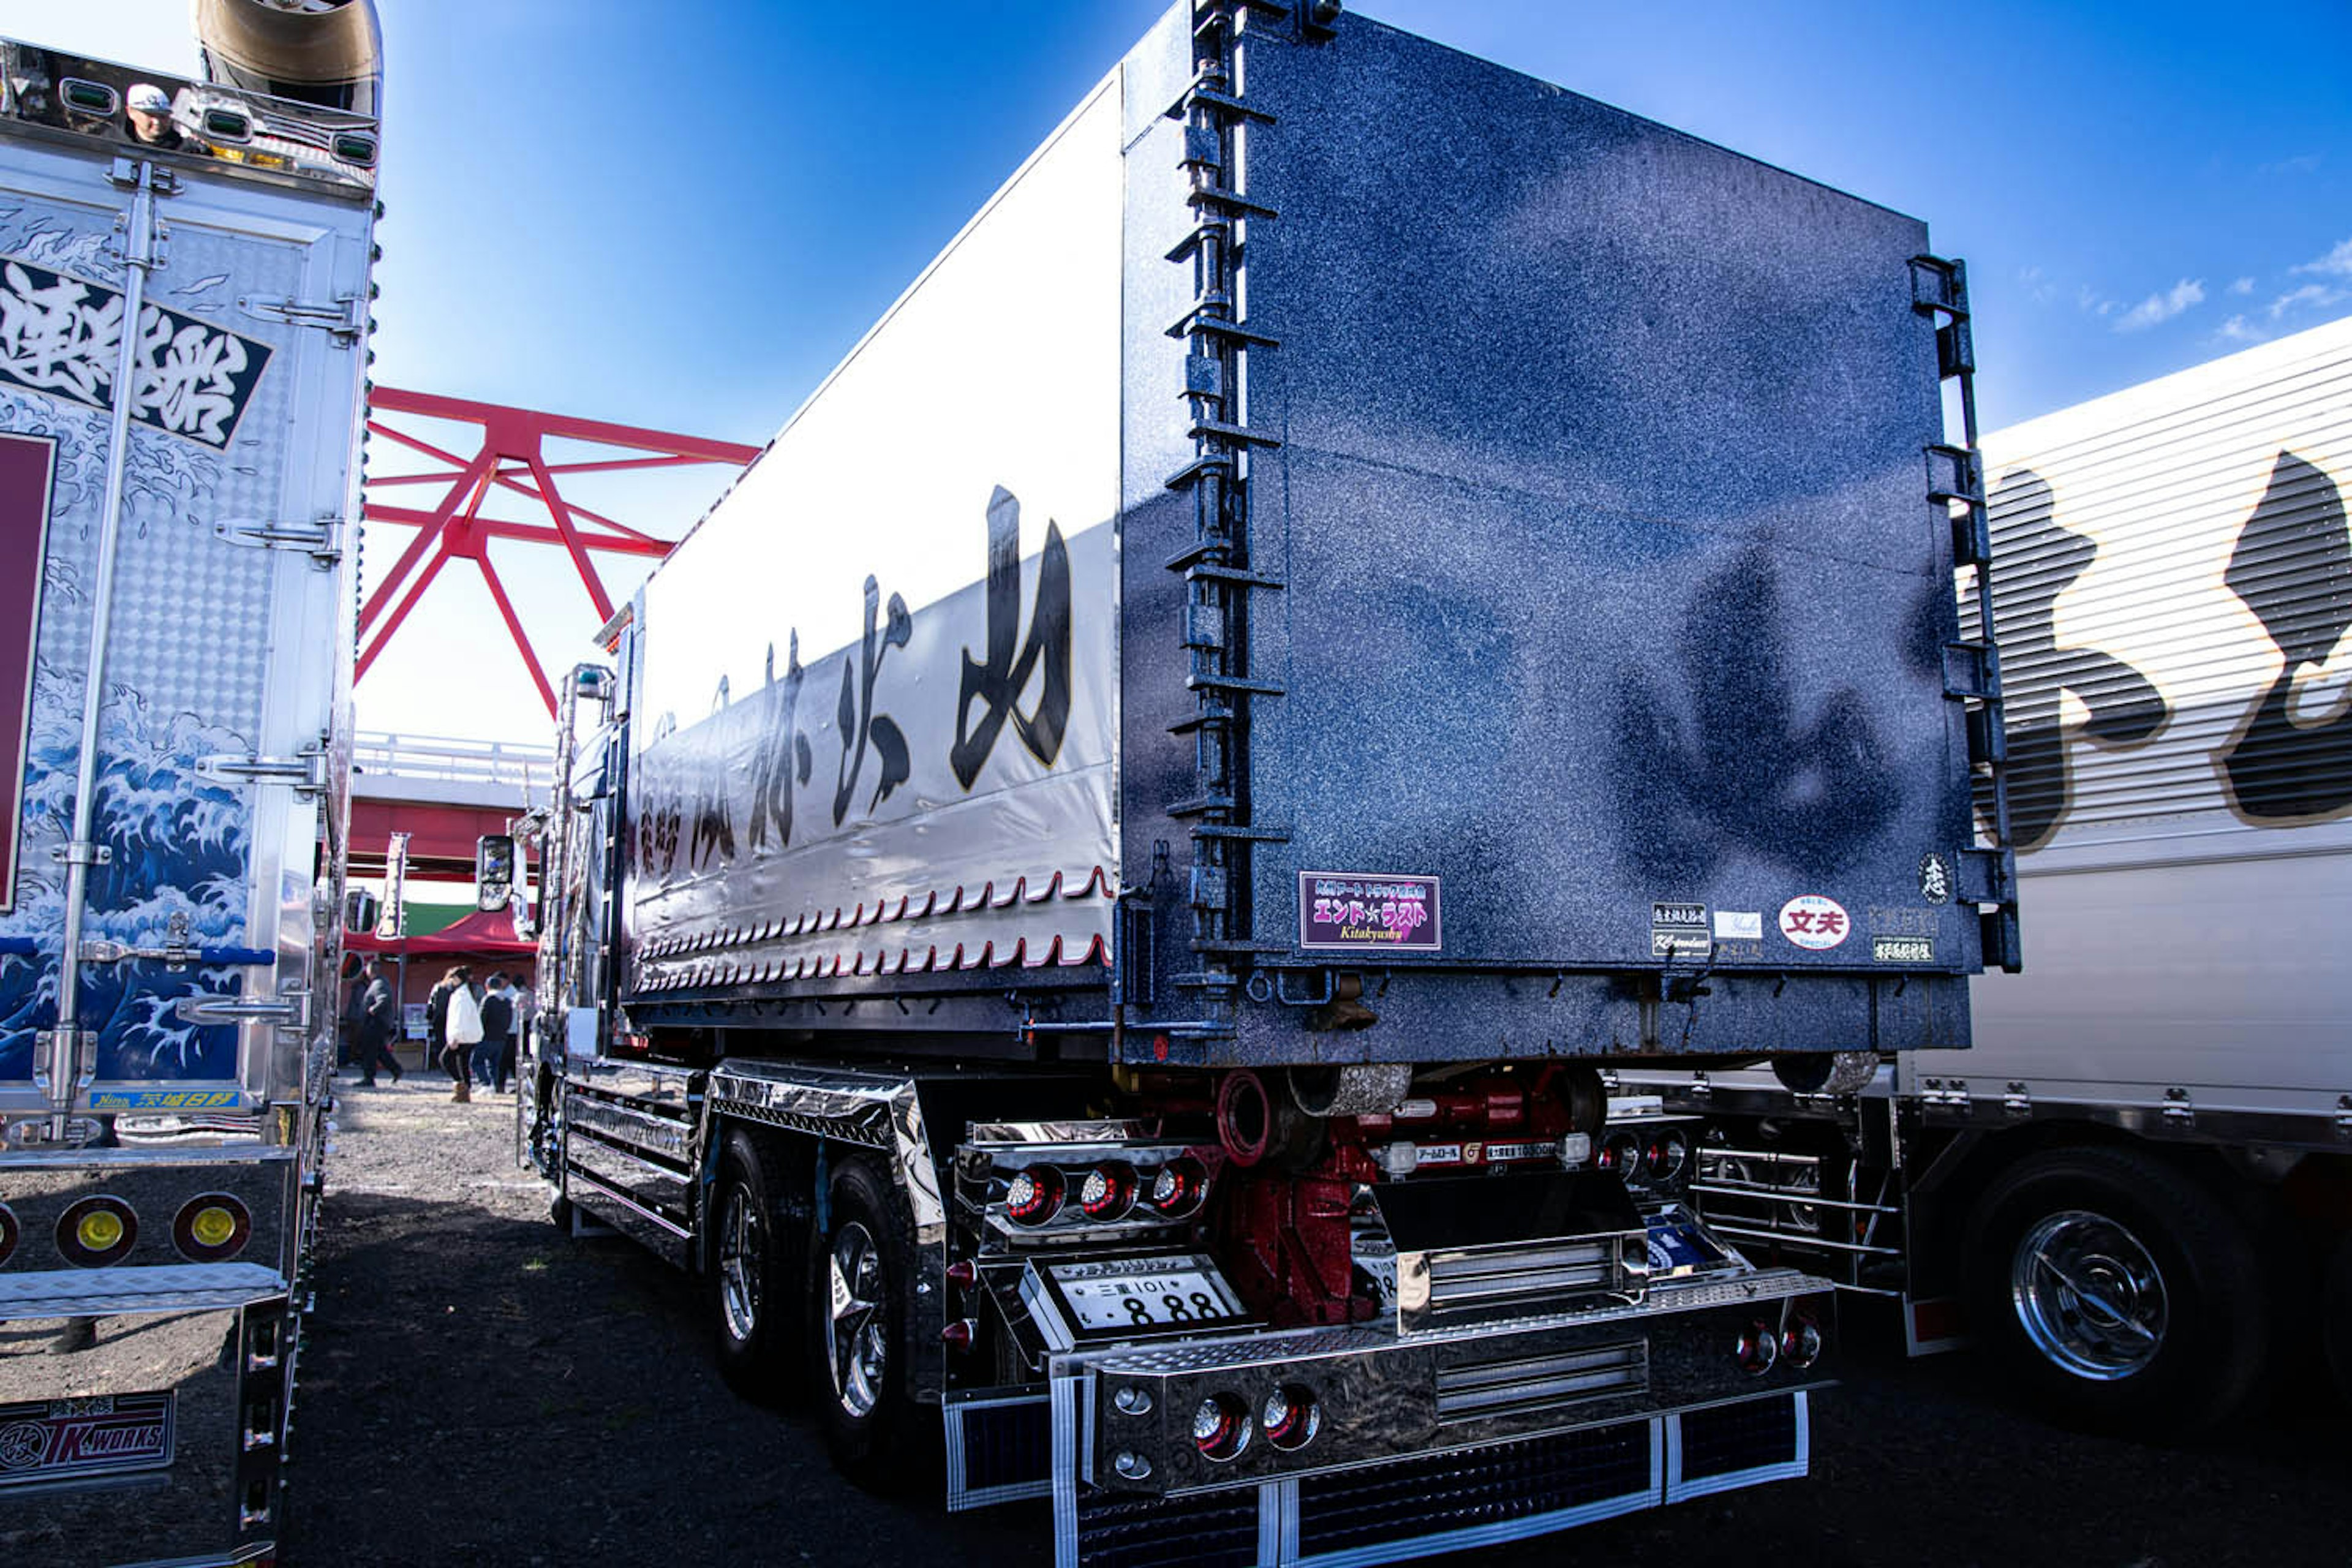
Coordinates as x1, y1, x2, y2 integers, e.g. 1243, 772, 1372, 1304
475, 834, 515, 912
342, 886, 380, 936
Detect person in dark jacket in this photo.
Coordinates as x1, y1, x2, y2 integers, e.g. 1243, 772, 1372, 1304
473, 972, 517, 1093
351, 960, 402, 1086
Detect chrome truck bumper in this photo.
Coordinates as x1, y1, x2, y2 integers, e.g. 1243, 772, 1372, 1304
0, 1150, 306, 1566
947, 1267, 1830, 1567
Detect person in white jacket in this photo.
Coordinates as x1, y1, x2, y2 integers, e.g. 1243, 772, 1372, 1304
436, 965, 484, 1104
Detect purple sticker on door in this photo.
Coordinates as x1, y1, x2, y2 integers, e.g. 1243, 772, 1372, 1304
1298, 872, 1442, 952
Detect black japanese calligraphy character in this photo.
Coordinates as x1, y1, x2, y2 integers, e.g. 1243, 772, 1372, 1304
1612, 550, 1898, 884
2219, 450, 2352, 822
1982, 468, 2169, 849
950, 486, 1072, 790
832, 576, 912, 827
688, 678, 736, 869
746, 634, 813, 850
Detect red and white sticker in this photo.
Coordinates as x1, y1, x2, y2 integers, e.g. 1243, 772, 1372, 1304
1777, 895, 1851, 950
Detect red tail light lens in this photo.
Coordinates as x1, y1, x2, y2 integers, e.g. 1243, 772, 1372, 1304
1145, 1158, 1208, 1218
1192, 1393, 1251, 1461
1262, 1384, 1320, 1450
1736, 1320, 1779, 1376
1005, 1166, 1065, 1226
1781, 1314, 1823, 1370
1079, 1163, 1137, 1223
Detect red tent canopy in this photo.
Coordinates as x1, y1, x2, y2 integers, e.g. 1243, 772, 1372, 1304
347, 905, 536, 957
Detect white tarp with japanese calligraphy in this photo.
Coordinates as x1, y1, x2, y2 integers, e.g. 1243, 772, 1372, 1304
625, 77, 1123, 989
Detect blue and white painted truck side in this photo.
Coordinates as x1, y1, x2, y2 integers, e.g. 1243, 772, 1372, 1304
0, 10, 380, 1562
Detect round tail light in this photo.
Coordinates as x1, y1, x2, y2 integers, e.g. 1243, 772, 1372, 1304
1005, 1166, 1065, 1226
1781, 1314, 1823, 1370
1736, 1319, 1779, 1376
1193, 1393, 1252, 1462
174, 1194, 254, 1263
1079, 1162, 1137, 1223
1262, 1384, 1321, 1451
1146, 1158, 1208, 1219
0, 1203, 17, 1267
1598, 1131, 1642, 1179
58, 1196, 137, 1267
1645, 1128, 1690, 1183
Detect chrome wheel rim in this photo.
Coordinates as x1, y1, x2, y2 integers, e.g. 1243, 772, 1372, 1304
2011, 1208, 2167, 1381
826, 1220, 888, 1418
717, 1185, 762, 1344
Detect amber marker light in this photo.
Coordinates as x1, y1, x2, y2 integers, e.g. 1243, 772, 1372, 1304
175, 1194, 254, 1263
58, 1196, 137, 1266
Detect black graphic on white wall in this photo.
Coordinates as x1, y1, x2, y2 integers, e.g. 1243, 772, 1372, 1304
1983, 468, 2170, 850
2218, 450, 2352, 821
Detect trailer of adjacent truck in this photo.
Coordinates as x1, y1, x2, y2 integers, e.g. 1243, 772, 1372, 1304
1624, 315, 2352, 1431
0, 7, 380, 1562
510, 3, 2015, 1564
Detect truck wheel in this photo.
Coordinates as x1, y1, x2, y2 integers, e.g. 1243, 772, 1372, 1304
1963, 1145, 2267, 1435
810, 1155, 924, 1487
2324, 1232, 2352, 1411
710, 1131, 802, 1402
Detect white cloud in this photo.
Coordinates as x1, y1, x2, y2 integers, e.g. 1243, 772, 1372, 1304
2228, 276, 2255, 296
2114, 278, 2206, 333
2267, 282, 2351, 321
2018, 265, 2058, 305
2215, 314, 2267, 345
2077, 285, 2119, 318
2291, 238, 2352, 277
2259, 154, 2321, 176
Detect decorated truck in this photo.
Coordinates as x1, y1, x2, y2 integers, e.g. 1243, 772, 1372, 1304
513, 3, 2016, 1563
1620, 315, 2352, 1433
0, 2, 380, 1562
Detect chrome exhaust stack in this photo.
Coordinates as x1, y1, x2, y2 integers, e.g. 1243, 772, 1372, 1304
192, 0, 380, 118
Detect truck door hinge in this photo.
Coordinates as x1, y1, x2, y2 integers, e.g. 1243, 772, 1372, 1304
29, 1028, 93, 1098
2335, 1095, 2351, 1142
2002, 1081, 2031, 1119
2161, 1087, 2195, 1131
176, 984, 311, 1031
238, 293, 364, 345
200, 744, 328, 797
215, 515, 345, 567
51, 841, 113, 867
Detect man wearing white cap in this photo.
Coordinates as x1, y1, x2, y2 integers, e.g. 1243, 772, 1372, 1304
125, 83, 186, 151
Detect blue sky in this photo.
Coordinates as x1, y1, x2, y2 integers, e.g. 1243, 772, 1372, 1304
8, 0, 2349, 742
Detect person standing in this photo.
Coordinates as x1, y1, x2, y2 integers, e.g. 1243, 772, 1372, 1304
350, 960, 403, 1086
474, 973, 516, 1093
426, 965, 475, 1102
442, 965, 482, 1104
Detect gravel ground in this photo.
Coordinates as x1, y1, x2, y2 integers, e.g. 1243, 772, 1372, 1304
285, 1077, 2352, 1566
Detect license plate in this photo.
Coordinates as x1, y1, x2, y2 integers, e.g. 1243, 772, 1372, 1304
0, 1393, 176, 1487
1047, 1256, 1247, 1333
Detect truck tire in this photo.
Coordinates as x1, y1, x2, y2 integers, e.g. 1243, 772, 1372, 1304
1962, 1145, 2267, 1436
810, 1154, 926, 1487
2324, 1232, 2352, 1411
710, 1131, 803, 1403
